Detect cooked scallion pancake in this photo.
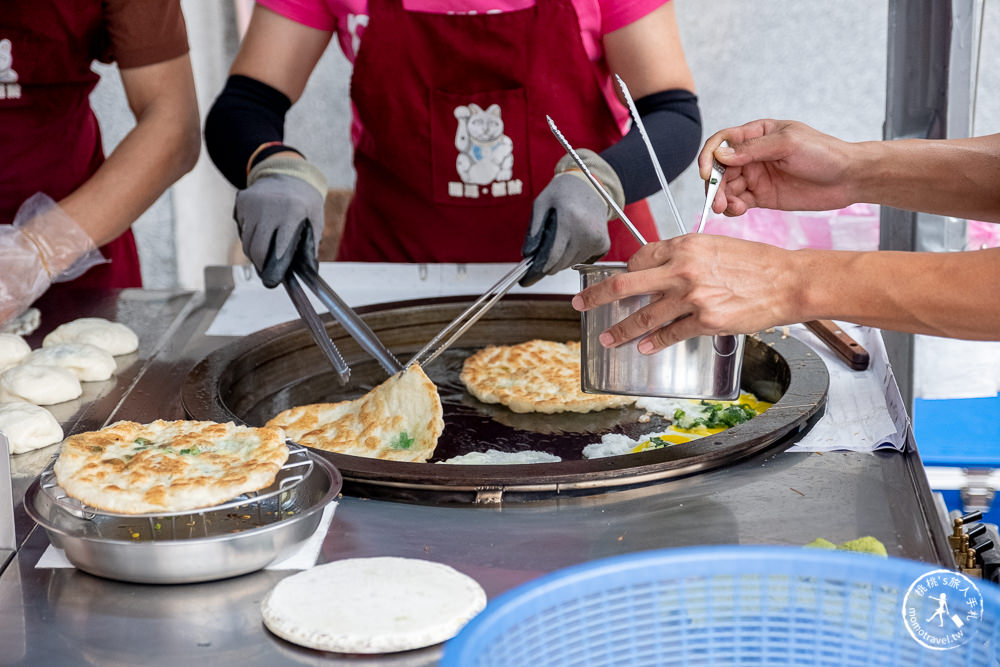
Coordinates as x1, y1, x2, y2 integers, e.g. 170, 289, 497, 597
53, 420, 288, 514
266, 364, 443, 462
460, 339, 635, 414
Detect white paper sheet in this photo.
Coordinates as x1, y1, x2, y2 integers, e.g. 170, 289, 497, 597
36, 501, 338, 571
785, 323, 908, 453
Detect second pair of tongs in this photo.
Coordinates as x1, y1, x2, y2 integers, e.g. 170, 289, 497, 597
283, 262, 402, 385
406, 257, 532, 369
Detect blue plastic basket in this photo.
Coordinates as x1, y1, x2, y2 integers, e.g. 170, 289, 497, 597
441, 546, 1000, 667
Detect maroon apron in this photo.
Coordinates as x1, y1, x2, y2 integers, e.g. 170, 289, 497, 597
339, 0, 657, 263
0, 2, 142, 290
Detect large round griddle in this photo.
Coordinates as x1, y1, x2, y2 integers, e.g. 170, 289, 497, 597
183, 295, 828, 503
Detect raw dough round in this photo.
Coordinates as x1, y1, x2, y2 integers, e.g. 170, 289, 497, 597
261, 557, 487, 654
0, 401, 63, 454
43, 317, 138, 356
0, 364, 82, 405
0, 333, 30, 371
23, 343, 116, 382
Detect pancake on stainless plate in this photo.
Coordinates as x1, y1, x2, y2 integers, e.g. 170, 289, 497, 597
53, 419, 289, 513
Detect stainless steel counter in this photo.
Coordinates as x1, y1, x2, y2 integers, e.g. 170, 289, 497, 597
0, 276, 953, 666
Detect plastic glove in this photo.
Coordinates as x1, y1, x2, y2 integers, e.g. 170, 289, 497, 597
520, 149, 624, 286
235, 156, 327, 288
0, 193, 106, 327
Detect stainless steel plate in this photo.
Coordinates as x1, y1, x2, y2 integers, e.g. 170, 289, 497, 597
182, 296, 829, 504
24, 453, 342, 584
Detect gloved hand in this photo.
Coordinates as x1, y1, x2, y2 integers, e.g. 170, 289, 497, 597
235, 156, 328, 288
0, 193, 105, 327
520, 148, 624, 287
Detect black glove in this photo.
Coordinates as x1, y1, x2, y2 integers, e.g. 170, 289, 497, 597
234, 157, 327, 288
520, 149, 623, 286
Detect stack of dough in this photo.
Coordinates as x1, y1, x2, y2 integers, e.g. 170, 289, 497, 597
0, 317, 139, 455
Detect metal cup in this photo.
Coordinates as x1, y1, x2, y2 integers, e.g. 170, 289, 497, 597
575, 264, 745, 400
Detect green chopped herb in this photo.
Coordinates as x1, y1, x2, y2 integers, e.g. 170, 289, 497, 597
179, 446, 201, 455
673, 402, 756, 430
134, 437, 152, 447
643, 436, 676, 451
390, 431, 415, 450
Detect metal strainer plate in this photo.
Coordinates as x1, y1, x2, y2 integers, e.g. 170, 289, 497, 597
25, 449, 341, 584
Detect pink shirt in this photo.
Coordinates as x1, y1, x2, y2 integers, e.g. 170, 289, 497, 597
257, 0, 669, 133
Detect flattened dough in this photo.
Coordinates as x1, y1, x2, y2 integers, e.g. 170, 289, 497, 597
0, 364, 82, 405
261, 557, 486, 654
23, 343, 116, 382
43, 317, 138, 356
0, 333, 30, 371
0, 401, 63, 454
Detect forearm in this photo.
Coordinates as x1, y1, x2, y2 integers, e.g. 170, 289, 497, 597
793, 246, 1000, 339
849, 135, 1000, 222
59, 55, 200, 247
60, 108, 199, 246
205, 75, 294, 189
601, 89, 702, 203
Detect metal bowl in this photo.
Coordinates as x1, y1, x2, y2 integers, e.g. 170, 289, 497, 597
576, 263, 745, 400
24, 453, 341, 584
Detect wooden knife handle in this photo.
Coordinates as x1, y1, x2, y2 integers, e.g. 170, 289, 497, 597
803, 320, 870, 370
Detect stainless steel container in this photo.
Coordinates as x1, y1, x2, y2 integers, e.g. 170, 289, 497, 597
576, 263, 745, 400
25, 450, 342, 584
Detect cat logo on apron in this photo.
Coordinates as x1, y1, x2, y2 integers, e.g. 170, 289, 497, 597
0, 39, 22, 99
449, 102, 523, 200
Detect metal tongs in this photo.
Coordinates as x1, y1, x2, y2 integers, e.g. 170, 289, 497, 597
406, 257, 532, 369
283, 262, 402, 384
404, 78, 680, 371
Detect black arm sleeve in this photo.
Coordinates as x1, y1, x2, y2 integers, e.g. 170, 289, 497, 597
204, 75, 293, 188
600, 89, 702, 204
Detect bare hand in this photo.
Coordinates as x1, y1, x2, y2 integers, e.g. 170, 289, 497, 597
570, 235, 804, 353
698, 119, 857, 216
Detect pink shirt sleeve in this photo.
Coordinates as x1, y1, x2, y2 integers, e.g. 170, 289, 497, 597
256, 0, 338, 32
600, 0, 669, 34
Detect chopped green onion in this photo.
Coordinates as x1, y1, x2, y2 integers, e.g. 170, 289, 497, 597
390, 431, 415, 450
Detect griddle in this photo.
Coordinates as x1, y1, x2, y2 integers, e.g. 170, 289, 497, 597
183, 295, 828, 503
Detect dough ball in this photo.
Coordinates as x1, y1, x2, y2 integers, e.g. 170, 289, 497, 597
43, 317, 138, 356
23, 343, 116, 382
0, 364, 82, 405
0, 333, 30, 371
0, 401, 63, 454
